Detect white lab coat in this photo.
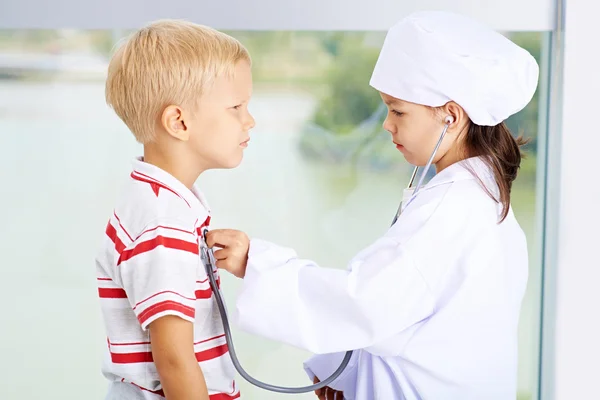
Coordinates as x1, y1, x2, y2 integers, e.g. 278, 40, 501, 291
234, 157, 528, 400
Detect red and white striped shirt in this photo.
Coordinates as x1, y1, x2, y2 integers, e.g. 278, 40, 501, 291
96, 158, 240, 399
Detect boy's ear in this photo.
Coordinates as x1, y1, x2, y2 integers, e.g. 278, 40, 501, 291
161, 105, 189, 141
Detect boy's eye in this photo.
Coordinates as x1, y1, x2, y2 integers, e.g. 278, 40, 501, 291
391, 110, 403, 117
233, 104, 242, 110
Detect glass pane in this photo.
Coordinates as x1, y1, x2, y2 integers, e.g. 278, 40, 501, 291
0, 29, 547, 400
505, 31, 546, 400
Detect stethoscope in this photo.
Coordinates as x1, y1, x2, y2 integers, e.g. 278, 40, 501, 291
200, 116, 453, 394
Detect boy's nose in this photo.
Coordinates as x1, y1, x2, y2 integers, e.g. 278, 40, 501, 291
246, 114, 256, 130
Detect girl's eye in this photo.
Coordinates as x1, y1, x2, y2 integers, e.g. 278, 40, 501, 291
391, 110, 403, 117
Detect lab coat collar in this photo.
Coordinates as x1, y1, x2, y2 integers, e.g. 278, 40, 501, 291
425, 156, 496, 189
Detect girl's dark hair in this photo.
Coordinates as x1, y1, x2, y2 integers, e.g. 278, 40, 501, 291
462, 122, 528, 223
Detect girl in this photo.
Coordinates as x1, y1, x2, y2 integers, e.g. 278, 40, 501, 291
208, 10, 538, 400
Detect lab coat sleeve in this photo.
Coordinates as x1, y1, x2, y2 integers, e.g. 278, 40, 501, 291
234, 237, 436, 355
303, 352, 359, 397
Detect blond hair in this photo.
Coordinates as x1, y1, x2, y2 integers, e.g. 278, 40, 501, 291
105, 19, 251, 144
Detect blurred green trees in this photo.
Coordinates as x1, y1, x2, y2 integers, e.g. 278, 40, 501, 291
311, 33, 383, 135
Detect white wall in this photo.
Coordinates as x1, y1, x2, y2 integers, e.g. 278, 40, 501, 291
0, 0, 555, 31
546, 0, 600, 398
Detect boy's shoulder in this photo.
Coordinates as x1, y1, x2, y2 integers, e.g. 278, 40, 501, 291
113, 174, 201, 243
108, 158, 211, 245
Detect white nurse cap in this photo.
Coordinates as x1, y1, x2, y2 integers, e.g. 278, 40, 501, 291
369, 11, 539, 126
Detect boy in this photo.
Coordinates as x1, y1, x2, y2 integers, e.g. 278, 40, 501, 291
96, 19, 254, 400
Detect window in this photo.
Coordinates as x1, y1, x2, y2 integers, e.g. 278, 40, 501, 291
0, 29, 548, 399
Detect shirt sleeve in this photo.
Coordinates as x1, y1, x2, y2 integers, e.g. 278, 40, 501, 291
117, 218, 199, 330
